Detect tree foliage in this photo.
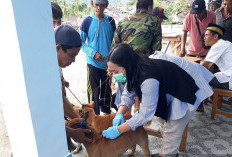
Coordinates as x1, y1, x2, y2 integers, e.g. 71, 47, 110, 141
126, 0, 136, 7
52, 0, 93, 19
153, 0, 191, 24
52, 0, 190, 24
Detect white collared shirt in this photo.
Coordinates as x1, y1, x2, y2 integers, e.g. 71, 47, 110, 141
120, 52, 214, 131
205, 39, 232, 89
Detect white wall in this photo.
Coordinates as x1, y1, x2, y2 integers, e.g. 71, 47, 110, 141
0, 0, 70, 156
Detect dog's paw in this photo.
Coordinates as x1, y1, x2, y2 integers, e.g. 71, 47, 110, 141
72, 143, 83, 154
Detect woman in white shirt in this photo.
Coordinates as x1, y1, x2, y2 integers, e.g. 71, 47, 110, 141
102, 43, 214, 156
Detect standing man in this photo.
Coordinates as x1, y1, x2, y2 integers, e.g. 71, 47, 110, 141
180, 0, 216, 58
209, 0, 222, 12
112, 0, 162, 56
201, 23, 232, 90
111, 0, 161, 110
80, 0, 116, 115
51, 2, 70, 89
51, 2, 63, 28
215, 0, 232, 42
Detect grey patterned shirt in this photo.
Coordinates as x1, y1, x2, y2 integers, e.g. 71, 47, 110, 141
215, 7, 232, 42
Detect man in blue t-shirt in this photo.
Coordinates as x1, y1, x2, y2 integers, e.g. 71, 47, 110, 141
80, 0, 116, 115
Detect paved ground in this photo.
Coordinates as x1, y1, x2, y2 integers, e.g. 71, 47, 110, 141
70, 102, 232, 157
0, 104, 11, 157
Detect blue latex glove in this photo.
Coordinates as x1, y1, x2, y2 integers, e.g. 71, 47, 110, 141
113, 113, 124, 126
102, 126, 121, 139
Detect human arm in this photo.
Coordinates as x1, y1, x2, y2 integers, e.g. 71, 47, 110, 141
80, 18, 98, 59
63, 96, 80, 119
61, 76, 69, 87
103, 79, 159, 139
202, 41, 225, 70
201, 60, 214, 69
80, 29, 99, 58
66, 126, 92, 144
117, 105, 129, 115
61, 77, 79, 118
111, 23, 122, 47
94, 52, 104, 61
63, 80, 69, 88
180, 14, 190, 57
112, 85, 136, 126
152, 20, 162, 51
124, 79, 159, 131
212, 11, 216, 24
112, 106, 128, 126
180, 31, 188, 57
80, 28, 103, 61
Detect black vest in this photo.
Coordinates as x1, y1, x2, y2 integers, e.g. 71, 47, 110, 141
133, 59, 199, 120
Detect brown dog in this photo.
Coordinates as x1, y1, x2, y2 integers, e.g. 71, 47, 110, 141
80, 102, 132, 133
73, 102, 150, 157
73, 102, 137, 156
67, 118, 150, 157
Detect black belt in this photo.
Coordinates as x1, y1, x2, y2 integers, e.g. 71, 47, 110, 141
187, 54, 206, 58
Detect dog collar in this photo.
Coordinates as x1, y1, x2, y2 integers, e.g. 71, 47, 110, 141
80, 118, 87, 128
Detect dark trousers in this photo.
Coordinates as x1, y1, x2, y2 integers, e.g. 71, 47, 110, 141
87, 64, 111, 115
209, 77, 229, 90
186, 54, 206, 58
198, 77, 229, 109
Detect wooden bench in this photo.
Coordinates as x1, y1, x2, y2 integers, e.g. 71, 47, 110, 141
144, 124, 188, 152
162, 33, 181, 56
211, 88, 232, 119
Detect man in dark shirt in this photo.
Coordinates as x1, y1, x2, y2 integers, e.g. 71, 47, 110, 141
215, 0, 232, 42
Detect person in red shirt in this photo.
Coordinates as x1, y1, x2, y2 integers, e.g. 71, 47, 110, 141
180, 0, 216, 58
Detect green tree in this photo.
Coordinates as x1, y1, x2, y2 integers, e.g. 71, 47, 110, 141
52, 0, 189, 24
52, 0, 92, 19
126, 0, 136, 7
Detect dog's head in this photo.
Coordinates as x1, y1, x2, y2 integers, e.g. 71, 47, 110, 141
72, 101, 94, 117
73, 102, 95, 122
73, 105, 84, 117
81, 102, 96, 124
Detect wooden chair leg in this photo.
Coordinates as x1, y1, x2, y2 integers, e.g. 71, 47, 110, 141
218, 96, 223, 109
179, 124, 188, 152
211, 92, 218, 119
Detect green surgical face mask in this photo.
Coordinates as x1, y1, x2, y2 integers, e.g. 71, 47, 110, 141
113, 73, 126, 83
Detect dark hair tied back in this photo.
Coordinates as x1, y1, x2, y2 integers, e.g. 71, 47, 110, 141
107, 43, 147, 91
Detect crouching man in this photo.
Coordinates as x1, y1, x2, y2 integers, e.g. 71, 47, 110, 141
54, 25, 92, 145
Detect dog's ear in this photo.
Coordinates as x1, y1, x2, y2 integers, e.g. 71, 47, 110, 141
89, 101, 95, 108
84, 101, 95, 108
